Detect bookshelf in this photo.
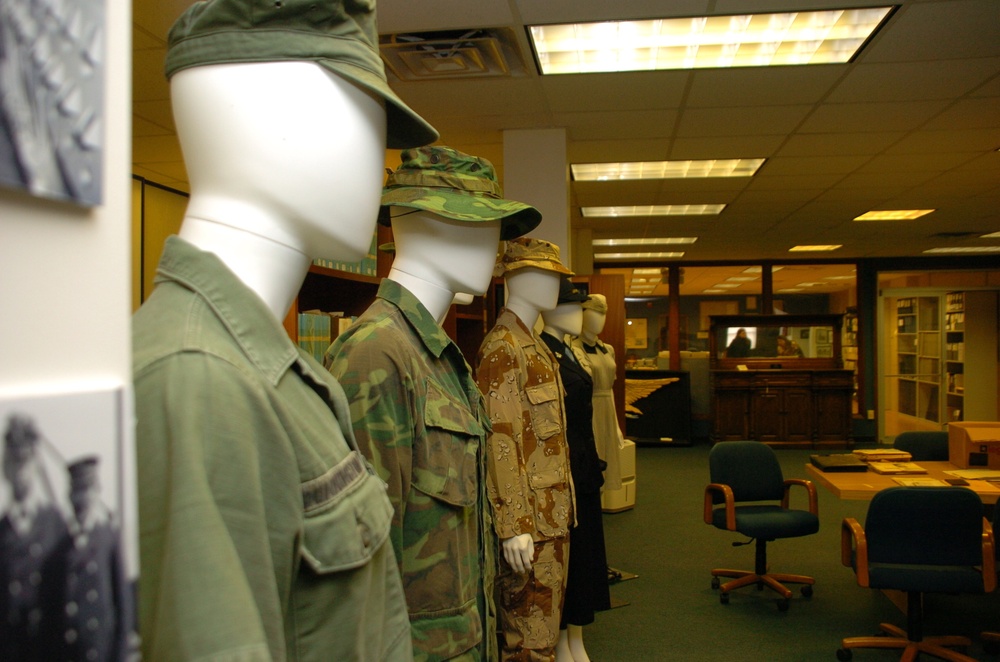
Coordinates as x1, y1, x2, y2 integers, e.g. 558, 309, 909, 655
945, 292, 965, 422
894, 297, 940, 424
842, 309, 859, 415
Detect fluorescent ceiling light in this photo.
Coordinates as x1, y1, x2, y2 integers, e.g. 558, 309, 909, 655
593, 237, 698, 245
529, 7, 893, 75
980, 231, 1000, 238
788, 245, 842, 252
797, 282, 824, 287
924, 246, 1000, 254
582, 204, 725, 217
573, 159, 764, 181
824, 275, 856, 280
703, 289, 727, 293
854, 209, 935, 221
726, 276, 758, 282
596, 251, 685, 259
712, 283, 742, 288
633, 268, 663, 275
742, 266, 783, 273
777, 288, 805, 293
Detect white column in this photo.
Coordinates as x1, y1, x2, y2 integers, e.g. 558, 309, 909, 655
502, 128, 571, 261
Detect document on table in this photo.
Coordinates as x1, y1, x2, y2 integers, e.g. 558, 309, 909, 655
943, 469, 1000, 481
892, 477, 950, 487
867, 461, 927, 475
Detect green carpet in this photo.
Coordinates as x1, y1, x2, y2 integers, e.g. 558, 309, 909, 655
584, 443, 1000, 661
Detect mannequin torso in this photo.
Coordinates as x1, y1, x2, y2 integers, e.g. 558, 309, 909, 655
134, 60, 413, 662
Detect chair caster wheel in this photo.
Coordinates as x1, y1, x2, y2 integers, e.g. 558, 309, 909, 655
711, 577, 720, 590
777, 598, 790, 612
801, 585, 814, 598
836, 648, 852, 660
720, 592, 730, 605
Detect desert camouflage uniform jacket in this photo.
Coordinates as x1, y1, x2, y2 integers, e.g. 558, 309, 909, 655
326, 279, 495, 662
475, 309, 575, 543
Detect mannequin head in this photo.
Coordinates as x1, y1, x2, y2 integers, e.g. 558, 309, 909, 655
172, 62, 386, 262
388, 210, 501, 323
496, 238, 573, 329
542, 275, 588, 339
505, 268, 561, 327
581, 294, 608, 342
542, 303, 584, 339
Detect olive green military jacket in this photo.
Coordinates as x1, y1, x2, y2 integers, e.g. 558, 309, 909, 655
133, 236, 411, 662
475, 309, 575, 542
326, 279, 494, 662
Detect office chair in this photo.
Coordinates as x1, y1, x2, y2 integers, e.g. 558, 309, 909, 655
838, 486, 995, 661
704, 441, 819, 611
981, 505, 1000, 654
892, 430, 949, 461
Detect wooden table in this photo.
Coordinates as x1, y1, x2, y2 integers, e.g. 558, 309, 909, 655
805, 461, 1000, 504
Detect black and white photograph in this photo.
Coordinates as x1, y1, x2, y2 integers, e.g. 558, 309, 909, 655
0, 0, 106, 206
0, 386, 138, 661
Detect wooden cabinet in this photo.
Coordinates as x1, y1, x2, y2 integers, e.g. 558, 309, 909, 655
711, 369, 853, 447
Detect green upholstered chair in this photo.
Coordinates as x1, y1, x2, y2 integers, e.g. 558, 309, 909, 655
892, 430, 950, 461
838, 486, 996, 661
703, 441, 819, 611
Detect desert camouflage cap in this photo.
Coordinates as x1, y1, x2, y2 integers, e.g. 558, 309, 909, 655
381, 146, 542, 240
164, 0, 438, 150
582, 293, 608, 314
494, 237, 572, 277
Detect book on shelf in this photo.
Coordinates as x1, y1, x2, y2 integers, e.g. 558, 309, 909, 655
867, 461, 927, 475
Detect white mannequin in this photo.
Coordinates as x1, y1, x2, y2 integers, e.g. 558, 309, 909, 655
171, 62, 387, 320
499, 266, 561, 573
542, 303, 584, 342
580, 308, 606, 344
387, 211, 500, 323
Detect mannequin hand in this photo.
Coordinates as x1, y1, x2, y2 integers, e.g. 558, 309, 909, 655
502, 534, 535, 574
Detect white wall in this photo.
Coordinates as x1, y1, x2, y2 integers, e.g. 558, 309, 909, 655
0, 0, 135, 570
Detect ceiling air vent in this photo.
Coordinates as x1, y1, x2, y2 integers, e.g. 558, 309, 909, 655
379, 28, 525, 81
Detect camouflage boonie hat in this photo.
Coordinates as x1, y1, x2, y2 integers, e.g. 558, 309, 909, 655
164, 0, 438, 150
583, 293, 608, 314
495, 237, 572, 277
381, 146, 542, 240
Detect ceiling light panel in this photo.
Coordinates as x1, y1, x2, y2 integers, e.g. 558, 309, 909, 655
788, 245, 842, 252
529, 8, 893, 75
572, 159, 764, 181
924, 247, 1000, 254
596, 252, 686, 259
582, 205, 725, 217
593, 237, 698, 245
854, 209, 935, 221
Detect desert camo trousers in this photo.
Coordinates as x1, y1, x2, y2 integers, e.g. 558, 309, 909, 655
496, 536, 569, 662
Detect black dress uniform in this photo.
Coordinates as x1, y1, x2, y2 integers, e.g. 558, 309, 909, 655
539, 332, 612, 627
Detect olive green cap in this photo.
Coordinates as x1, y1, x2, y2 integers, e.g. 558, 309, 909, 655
164, 0, 438, 150
381, 146, 542, 241
494, 237, 572, 277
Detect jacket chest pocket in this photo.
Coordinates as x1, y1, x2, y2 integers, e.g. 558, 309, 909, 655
525, 382, 563, 442
300, 450, 393, 573
412, 378, 484, 508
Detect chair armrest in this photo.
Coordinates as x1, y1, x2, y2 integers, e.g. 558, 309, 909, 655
704, 483, 736, 530
841, 517, 869, 587
782, 478, 818, 515
983, 516, 996, 593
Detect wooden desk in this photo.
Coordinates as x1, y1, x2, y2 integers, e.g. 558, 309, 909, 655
805, 461, 1000, 504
